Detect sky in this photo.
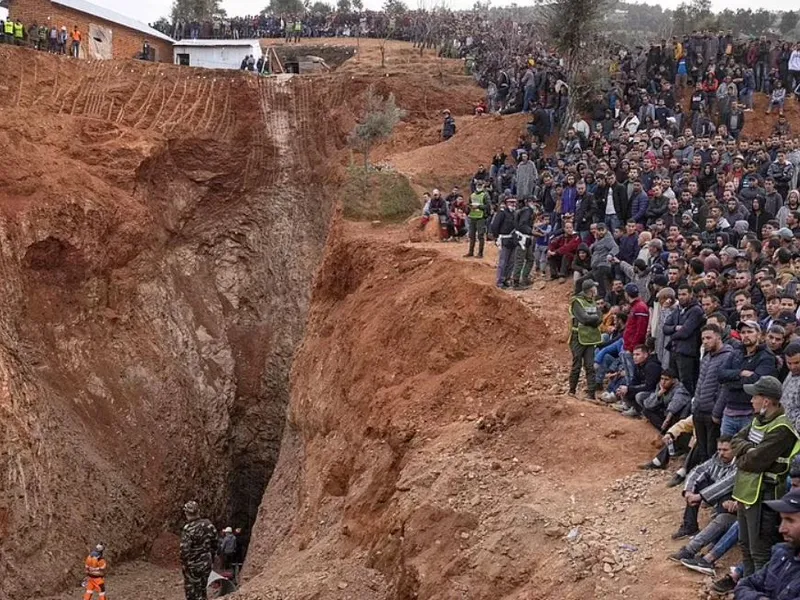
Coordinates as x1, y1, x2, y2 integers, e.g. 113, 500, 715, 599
0, 0, 780, 28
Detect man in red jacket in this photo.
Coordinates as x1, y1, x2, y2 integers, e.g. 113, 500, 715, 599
547, 220, 581, 282
621, 283, 651, 383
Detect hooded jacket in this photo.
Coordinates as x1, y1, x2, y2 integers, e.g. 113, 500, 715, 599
623, 297, 650, 352
571, 243, 592, 275
590, 231, 619, 269
694, 344, 734, 414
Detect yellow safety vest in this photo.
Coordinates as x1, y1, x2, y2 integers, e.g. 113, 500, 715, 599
732, 413, 800, 506
4, 21, 14, 34
14, 22, 23, 38
569, 295, 602, 346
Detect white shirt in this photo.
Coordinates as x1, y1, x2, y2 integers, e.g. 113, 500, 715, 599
605, 187, 616, 215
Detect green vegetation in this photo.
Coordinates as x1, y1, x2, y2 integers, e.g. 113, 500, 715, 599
342, 167, 419, 222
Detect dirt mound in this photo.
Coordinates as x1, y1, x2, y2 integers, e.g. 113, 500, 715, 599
386, 113, 530, 190
239, 227, 684, 600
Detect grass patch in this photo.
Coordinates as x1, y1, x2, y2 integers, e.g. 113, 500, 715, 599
342, 166, 419, 222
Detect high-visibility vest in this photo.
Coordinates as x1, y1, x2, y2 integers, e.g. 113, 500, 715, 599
468, 191, 488, 220
13, 22, 23, 38
3, 21, 13, 35
569, 295, 602, 346
732, 413, 800, 506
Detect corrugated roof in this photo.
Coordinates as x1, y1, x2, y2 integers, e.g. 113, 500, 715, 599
172, 39, 263, 47
52, 0, 174, 43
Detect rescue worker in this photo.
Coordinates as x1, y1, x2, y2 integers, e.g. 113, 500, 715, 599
464, 181, 490, 259
568, 279, 602, 397
83, 542, 108, 600
293, 19, 302, 43
490, 196, 517, 289
13, 19, 24, 46
511, 197, 536, 289
71, 24, 81, 58
180, 500, 218, 600
731, 376, 800, 577
219, 527, 237, 571
3, 18, 13, 44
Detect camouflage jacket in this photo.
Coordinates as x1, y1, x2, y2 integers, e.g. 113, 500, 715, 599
180, 517, 218, 569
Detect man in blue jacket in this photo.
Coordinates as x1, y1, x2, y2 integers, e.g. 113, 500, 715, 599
734, 488, 800, 600
717, 321, 777, 437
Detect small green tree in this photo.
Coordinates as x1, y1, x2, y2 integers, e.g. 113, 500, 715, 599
336, 0, 352, 12
539, 0, 609, 137
348, 87, 407, 198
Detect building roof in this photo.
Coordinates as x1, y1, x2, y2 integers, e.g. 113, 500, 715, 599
51, 0, 174, 43
172, 39, 263, 47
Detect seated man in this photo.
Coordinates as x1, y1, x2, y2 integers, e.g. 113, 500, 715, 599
612, 344, 662, 418
671, 435, 738, 542
733, 487, 800, 599
639, 368, 692, 433
640, 414, 693, 472
709, 454, 800, 595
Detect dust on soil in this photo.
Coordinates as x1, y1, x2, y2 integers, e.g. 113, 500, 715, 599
2, 36, 797, 600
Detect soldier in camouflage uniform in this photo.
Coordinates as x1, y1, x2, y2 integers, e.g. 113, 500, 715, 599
180, 500, 218, 600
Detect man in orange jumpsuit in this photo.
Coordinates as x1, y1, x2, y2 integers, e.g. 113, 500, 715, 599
83, 543, 108, 600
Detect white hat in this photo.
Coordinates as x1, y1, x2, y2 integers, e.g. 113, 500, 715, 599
223, 527, 233, 533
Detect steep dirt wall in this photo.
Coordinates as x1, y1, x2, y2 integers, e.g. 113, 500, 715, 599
0, 48, 347, 600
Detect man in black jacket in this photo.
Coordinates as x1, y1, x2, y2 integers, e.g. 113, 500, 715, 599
573, 180, 596, 240
596, 172, 629, 231
716, 321, 777, 437
490, 197, 518, 289
663, 284, 705, 394
615, 345, 662, 418
511, 198, 536, 289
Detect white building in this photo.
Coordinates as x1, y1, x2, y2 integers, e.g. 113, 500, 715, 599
173, 39, 262, 70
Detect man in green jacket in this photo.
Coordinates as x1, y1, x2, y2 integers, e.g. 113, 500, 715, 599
464, 181, 490, 259
732, 376, 800, 576
568, 279, 602, 397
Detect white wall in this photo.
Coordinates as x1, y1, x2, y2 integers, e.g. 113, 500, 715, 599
173, 42, 262, 70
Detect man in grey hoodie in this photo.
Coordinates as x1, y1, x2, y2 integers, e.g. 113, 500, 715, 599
514, 153, 538, 201
590, 222, 619, 298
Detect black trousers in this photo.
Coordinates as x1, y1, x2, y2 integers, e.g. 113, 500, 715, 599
672, 353, 699, 395
692, 410, 720, 465
738, 487, 782, 577
569, 338, 596, 393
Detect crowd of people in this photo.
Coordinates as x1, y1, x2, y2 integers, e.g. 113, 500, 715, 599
1, 18, 84, 57
416, 27, 800, 597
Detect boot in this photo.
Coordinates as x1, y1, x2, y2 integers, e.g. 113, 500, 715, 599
477, 238, 485, 258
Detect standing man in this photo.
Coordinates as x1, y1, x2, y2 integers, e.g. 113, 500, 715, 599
71, 24, 81, 58
82, 543, 108, 600
589, 222, 618, 298
490, 196, 518, 289
180, 501, 218, 600
568, 279, 602, 397
514, 152, 538, 201
694, 325, 734, 464
621, 283, 650, 384
511, 197, 536, 289
663, 284, 705, 394
464, 181, 490, 259
732, 376, 800, 578
441, 109, 456, 140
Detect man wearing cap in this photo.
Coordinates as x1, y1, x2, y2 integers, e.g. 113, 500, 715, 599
731, 376, 800, 577
490, 196, 518, 289
180, 501, 219, 600
717, 320, 777, 436
735, 487, 800, 599
511, 197, 536, 289
83, 542, 108, 600
219, 527, 237, 570
568, 279, 602, 397
663, 283, 705, 394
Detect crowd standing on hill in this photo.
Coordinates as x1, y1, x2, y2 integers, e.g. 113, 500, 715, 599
419, 30, 800, 599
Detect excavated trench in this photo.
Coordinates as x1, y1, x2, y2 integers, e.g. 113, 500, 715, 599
0, 47, 358, 600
